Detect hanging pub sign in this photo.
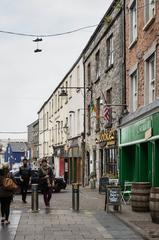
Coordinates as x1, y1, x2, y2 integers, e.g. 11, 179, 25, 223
97, 129, 116, 146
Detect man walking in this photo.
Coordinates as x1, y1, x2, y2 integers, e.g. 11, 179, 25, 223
19, 157, 31, 203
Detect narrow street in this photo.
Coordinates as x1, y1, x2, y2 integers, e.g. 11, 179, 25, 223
0, 187, 143, 240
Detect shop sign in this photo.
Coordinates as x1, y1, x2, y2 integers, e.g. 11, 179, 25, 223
145, 128, 152, 140
98, 129, 116, 146
54, 147, 64, 157
69, 138, 79, 147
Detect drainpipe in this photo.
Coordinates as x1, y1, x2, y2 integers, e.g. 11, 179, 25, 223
82, 59, 86, 187
123, 0, 126, 110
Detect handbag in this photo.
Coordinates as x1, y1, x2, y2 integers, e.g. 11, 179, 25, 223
3, 177, 18, 191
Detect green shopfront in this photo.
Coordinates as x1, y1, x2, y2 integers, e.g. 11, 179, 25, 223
119, 112, 159, 187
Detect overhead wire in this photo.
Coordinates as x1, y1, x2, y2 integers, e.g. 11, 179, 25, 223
0, 25, 98, 38
0, 0, 157, 39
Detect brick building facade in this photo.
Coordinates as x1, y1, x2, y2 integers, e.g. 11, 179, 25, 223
119, 0, 159, 187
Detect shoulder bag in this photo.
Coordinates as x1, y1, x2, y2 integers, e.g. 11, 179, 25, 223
3, 177, 18, 191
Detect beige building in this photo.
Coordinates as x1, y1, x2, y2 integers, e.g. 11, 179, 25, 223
38, 55, 84, 183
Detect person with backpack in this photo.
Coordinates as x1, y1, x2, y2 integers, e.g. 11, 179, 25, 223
0, 164, 16, 224
39, 158, 54, 207
19, 157, 31, 203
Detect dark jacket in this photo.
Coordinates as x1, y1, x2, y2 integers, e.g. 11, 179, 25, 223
19, 165, 31, 184
39, 166, 54, 192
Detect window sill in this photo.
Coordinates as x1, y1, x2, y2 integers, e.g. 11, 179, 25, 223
76, 88, 81, 93
105, 64, 113, 73
128, 38, 137, 50
143, 16, 155, 31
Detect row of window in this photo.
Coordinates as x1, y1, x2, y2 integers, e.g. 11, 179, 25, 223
41, 110, 83, 146
87, 34, 114, 85
130, 52, 155, 112
46, 65, 81, 116
130, 0, 155, 44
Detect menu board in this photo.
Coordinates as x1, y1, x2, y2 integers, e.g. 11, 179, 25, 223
107, 187, 121, 205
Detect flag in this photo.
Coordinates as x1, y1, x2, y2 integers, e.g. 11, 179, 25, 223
90, 100, 100, 119
90, 100, 96, 113
90, 99, 94, 112
103, 102, 110, 121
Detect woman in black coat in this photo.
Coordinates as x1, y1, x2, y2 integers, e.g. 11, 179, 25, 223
0, 164, 14, 224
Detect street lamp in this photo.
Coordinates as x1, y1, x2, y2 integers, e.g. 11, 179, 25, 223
59, 86, 84, 97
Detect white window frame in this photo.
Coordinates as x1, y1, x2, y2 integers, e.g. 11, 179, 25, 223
107, 35, 114, 67
77, 109, 80, 135
129, 0, 137, 45
77, 66, 80, 88
144, 0, 155, 25
130, 70, 138, 112
69, 75, 72, 98
145, 52, 156, 104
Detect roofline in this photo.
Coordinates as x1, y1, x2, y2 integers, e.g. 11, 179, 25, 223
83, 0, 117, 54
37, 53, 83, 114
37, 0, 117, 114
27, 119, 39, 128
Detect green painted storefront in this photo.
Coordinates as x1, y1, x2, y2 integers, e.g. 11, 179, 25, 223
119, 112, 159, 187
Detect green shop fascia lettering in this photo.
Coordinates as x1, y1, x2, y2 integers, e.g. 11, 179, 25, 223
119, 112, 159, 187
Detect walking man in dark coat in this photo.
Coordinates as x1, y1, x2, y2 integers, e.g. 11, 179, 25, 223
19, 157, 31, 203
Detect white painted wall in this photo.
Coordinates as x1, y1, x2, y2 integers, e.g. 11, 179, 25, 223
38, 56, 84, 178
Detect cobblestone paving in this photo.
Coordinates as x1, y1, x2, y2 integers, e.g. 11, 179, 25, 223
0, 187, 144, 240
0, 210, 21, 240
14, 209, 143, 240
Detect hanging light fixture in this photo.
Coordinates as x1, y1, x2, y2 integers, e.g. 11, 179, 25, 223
59, 89, 68, 97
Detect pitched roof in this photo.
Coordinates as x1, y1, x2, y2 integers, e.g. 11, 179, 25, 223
9, 142, 28, 153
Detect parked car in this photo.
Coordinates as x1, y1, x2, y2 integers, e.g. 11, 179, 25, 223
12, 170, 66, 193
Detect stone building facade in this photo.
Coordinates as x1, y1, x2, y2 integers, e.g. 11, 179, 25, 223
119, 0, 159, 187
83, 0, 125, 185
27, 119, 39, 167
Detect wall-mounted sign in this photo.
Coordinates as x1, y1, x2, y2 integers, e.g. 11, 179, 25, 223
145, 128, 152, 140
98, 129, 116, 146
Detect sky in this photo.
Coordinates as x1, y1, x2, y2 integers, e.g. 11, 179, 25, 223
0, 0, 112, 140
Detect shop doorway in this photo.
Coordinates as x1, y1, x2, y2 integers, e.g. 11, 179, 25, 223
86, 151, 90, 179
140, 143, 148, 182
99, 149, 104, 177
93, 150, 96, 174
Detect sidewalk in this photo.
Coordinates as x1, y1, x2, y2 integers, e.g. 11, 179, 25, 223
84, 186, 159, 240
115, 204, 159, 240
0, 187, 159, 240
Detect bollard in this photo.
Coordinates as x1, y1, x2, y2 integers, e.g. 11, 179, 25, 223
31, 184, 39, 212
72, 183, 79, 211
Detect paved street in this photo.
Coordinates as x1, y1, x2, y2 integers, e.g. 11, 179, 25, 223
0, 187, 143, 240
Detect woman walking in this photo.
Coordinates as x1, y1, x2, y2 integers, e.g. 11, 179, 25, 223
39, 158, 54, 207
0, 164, 15, 224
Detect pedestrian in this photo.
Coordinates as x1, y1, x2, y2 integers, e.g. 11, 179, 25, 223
19, 157, 31, 203
0, 164, 15, 224
39, 158, 54, 208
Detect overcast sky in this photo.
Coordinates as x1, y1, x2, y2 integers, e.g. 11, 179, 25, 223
0, 0, 112, 140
